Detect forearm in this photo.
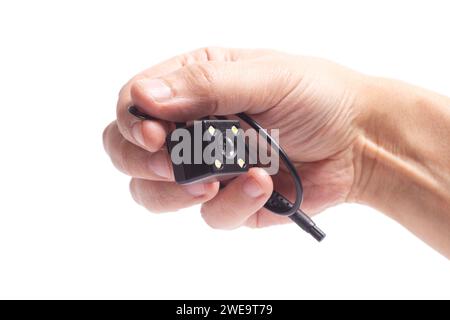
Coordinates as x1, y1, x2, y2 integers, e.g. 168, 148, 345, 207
352, 77, 450, 258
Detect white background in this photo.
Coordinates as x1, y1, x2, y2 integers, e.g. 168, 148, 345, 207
0, 0, 449, 299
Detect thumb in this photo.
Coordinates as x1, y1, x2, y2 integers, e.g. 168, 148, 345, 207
130, 60, 300, 121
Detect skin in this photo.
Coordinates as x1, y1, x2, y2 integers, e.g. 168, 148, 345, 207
103, 47, 450, 258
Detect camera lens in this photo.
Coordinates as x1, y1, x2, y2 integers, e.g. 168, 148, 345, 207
221, 136, 236, 159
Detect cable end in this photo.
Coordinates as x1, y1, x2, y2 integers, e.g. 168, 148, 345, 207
289, 210, 326, 242
308, 225, 326, 242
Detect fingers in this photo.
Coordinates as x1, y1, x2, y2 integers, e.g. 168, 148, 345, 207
103, 120, 219, 213
130, 178, 219, 213
103, 121, 173, 180
200, 168, 273, 229
116, 47, 274, 149
244, 210, 291, 229
128, 117, 171, 153
111, 48, 296, 221
116, 62, 182, 151
129, 58, 301, 122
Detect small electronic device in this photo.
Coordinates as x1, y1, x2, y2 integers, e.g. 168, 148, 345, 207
129, 106, 326, 241
166, 119, 249, 184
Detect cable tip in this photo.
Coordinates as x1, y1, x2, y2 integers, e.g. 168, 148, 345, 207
309, 225, 326, 242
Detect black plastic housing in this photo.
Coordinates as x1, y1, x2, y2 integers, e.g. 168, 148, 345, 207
166, 120, 248, 184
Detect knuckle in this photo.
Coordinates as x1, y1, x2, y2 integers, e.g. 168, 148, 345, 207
198, 46, 223, 61
184, 63, 219, 114
179, 46, 224, 66
177, 52, 197, 67
186, 62, 216, 86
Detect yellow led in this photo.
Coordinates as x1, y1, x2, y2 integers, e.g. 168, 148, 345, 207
237, 158, 245, 168
231, 126, 239, 135
214, 159, 223, 169
208, 126, 215, 136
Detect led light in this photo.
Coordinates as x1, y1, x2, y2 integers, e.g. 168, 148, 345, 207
237, 158, 245, 168
231, 125, 239, 135
208, 126, 215, 136
214, 159, 222, 169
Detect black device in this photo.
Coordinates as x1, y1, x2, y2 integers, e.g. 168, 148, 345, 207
166, 119, 249, 184
129, 106, 326, 241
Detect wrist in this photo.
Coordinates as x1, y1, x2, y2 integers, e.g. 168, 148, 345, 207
349, 77, 450, 212
349, 76, 450, 257
348, 77, 409, 208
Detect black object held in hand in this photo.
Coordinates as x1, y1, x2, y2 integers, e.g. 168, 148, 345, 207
128, 105, 326, 241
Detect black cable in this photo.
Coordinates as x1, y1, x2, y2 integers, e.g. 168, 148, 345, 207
235, 113, 325, 242
236, 113, 302, 215
129, 106, 326, 241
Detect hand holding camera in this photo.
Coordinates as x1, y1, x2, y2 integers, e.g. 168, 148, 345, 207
103, 47, 450, 257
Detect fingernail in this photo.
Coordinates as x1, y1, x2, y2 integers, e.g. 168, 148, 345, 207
131, 122, 145, 146
243, 176, 264, 198
137, 78, 172, 102
148, 152, 171, 179
184, 183, 206, 197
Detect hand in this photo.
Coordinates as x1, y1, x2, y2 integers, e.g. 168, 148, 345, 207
103, 47, 368, 229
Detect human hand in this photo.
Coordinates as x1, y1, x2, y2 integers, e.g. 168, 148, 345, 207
103, 47, 369, 229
